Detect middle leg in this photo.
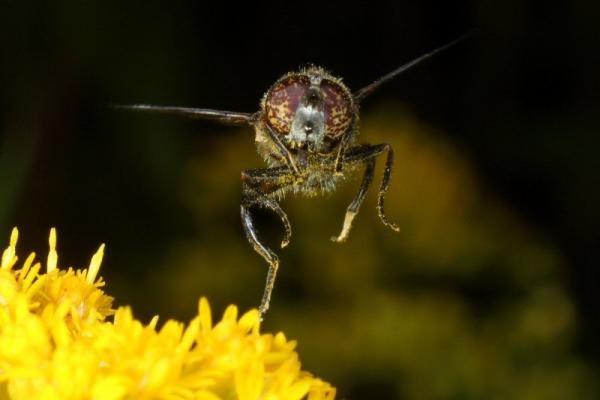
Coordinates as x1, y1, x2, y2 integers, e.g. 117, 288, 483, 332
331, 157, 375, 243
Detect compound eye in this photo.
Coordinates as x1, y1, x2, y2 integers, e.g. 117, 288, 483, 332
265, 75, 310, 135
321, 80, 353, 139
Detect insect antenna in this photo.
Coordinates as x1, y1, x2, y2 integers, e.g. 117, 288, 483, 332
111, 104, 255, 126
353, 34, 468, 102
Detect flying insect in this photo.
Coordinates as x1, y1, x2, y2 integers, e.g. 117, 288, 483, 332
117, 37, 463, 319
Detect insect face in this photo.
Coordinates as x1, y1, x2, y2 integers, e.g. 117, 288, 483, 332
263, 67, 354, 152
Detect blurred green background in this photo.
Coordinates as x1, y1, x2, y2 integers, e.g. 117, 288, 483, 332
1, 1, 598, 399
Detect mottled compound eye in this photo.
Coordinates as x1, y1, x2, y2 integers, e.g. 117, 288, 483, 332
321, 80, 353, 139
265, 75, 310, 135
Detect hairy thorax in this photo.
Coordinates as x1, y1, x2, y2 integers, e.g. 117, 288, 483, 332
254, 123, 356, 199
274, 157, 348, 199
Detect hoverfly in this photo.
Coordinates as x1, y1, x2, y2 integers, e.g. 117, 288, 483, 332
117, 37, 463, 319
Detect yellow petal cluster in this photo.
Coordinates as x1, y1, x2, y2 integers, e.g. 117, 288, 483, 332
0, 228, 335, 400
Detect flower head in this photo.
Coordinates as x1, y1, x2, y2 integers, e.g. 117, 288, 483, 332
0, 228, 335, 400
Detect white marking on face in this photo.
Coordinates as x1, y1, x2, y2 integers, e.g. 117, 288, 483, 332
286, 103, 325, 151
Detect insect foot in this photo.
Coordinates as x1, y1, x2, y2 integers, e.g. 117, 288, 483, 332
331, 210, 358, 243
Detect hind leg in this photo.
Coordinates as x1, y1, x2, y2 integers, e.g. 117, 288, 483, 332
241, 167, 293, 319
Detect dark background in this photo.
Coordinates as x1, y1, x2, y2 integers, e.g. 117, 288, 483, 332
1, 1, 598, 399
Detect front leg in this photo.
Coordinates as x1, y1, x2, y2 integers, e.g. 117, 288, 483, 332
333, 120, 357, 174
265, 125, 300, 174
241, 167, 293, 319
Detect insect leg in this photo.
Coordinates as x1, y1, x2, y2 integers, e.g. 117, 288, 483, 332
241, 167, 293, 319
331, 157, 375, 243
241, 203, 279, 319
241, 168, 292, 247
342, 144, 400, 233
376, 144, 400, 232
265, 125, 300, 174
333, 123, 357, 174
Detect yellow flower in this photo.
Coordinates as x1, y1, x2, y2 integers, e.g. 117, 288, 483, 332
0, 228, 336, 400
